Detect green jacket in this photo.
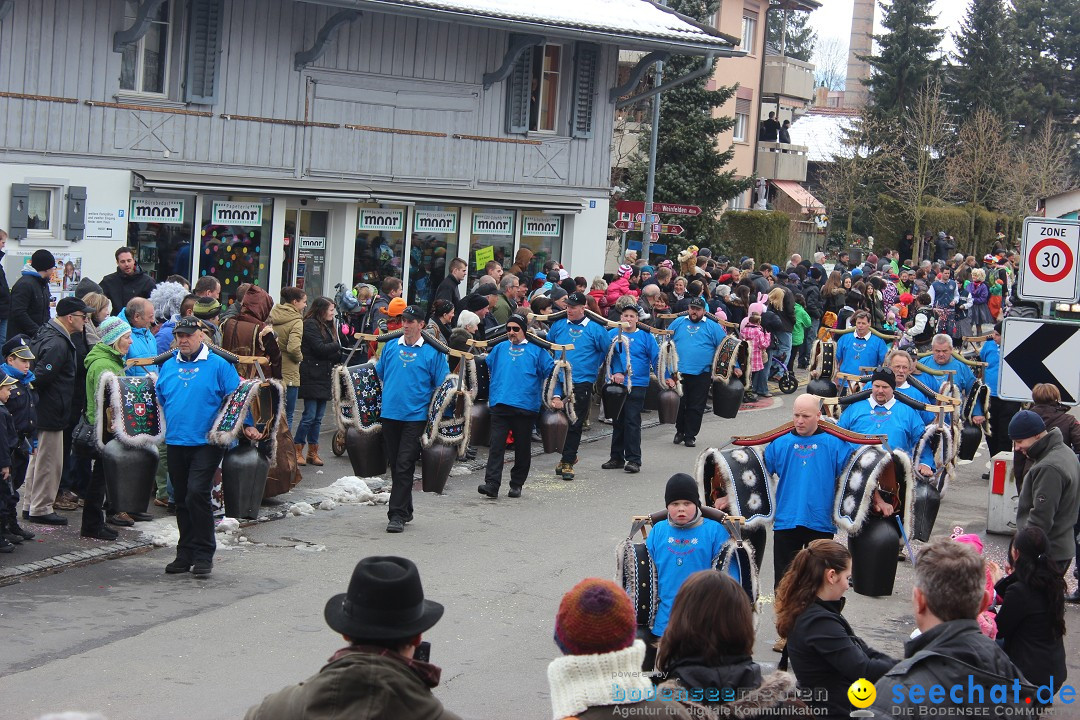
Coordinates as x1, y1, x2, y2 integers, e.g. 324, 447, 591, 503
269, 303, 304, 386
493, 294, 516, 325
84, 341, 125, 425
244, 646, 461, 720
792, 303, 813, 346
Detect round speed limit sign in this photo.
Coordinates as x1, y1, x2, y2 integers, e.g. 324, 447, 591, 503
1019, 217, 1080, 303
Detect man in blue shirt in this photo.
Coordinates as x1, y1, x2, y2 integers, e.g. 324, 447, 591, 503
157, 317, 256, 578
980, 322, 1014, 465
478, 313, 563, 499
839, 367, 936, 477
546, 292, 609, 481
669, 297, 726, 448
765, 393, 855, 590
834, 311, 887, 388
120, 297, 160, 377
375, 306, 451, 534
603, 305, 666, 473
922, 333, 984, 425
886, 349, 935, 425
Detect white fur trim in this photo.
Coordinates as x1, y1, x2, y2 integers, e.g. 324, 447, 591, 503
420, 373, 473, 456
207, 378, 286, 461
97, 371, 166, 449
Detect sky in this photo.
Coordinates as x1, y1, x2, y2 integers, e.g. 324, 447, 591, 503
807, 0, 970, 85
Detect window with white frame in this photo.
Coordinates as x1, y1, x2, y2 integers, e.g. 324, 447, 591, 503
741, 15, 757, 55
529, 44, 562, 133
733, 112, 749, 142
119, 0, 172, 95
707, 11, 719, 28
26, 187, 58, 236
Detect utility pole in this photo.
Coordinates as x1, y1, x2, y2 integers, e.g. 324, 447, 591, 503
642, 1, 665, 263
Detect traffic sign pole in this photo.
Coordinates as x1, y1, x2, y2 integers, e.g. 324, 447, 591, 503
641, 1, 665, 263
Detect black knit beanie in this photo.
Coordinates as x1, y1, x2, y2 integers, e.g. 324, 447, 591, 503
665, 473, 700, 508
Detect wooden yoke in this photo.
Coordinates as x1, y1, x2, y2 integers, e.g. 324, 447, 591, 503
655, 310, 735, 329
727, 418, 886, 447
633, 507, 745, 539
829, 327, 897, 343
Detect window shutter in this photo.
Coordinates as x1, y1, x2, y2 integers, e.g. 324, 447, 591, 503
65, 186, 87, 241
735, 98, 751, 115
9, 184, 29, 239
185, 0, 225, 104
571, 43, 599, 139
505, 38, 532, 135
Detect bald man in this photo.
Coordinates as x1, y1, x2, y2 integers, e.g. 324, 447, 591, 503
764, 394, 857, 591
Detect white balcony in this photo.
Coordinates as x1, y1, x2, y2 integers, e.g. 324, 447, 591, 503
763, 55, 816, 103
757, 142, 808, 182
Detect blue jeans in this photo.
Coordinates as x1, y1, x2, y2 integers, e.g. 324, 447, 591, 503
295, 399, 327, 445
284, 385, 299, 433
610, 386, 647, 465
752, 369, 770, 395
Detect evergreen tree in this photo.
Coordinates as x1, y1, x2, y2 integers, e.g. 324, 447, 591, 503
625, 0, 754, 249
1011, 0, 1080, 136
946, 0, 1017, 120
765, 9, 817, 62
860, 0, 944, 118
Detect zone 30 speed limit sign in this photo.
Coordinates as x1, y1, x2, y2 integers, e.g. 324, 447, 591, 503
1018, 217, 1080, 303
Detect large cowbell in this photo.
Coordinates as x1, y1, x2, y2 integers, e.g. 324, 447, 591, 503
99, 373, 163, 517
219, 382, 281, 519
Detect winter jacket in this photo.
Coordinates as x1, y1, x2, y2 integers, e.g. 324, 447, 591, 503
220, 286, 283, 380
8, 269, 52, 338
244, 645, 461, 720
492, 293, 516, 325
1014, 403, 1080, 486
605, 276, 637, 306
588, 288, 609, 313
70, 329, 90, 425
934, 234, 956, 262
786, 597, 896, 718
822, 288, 846, 316
658, 659, 807, 718
83, 341, 125, 426
432, 275, 462, 314
994, 574, 1067, 693
749, 273, 770, 296
792, 303, 812, 346
0, 249, 10, 320
1015, 427, 1080, 565
773, 288, 796, 333
269, 303, 304, 387
29, 320, 78, 431
99, 266, 156, 316
871, 620, 1035, 716
803, 281, 823, 320
117, 308, 158, 377
1, 363, 36, 439
298, 318, 339, 401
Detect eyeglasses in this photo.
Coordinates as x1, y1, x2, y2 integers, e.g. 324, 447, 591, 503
506, 325, 523, 333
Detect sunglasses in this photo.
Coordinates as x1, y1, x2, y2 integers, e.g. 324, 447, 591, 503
506, 325, 523, 332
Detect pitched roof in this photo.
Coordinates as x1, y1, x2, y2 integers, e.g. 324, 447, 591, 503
787, 109, 858, 163
330, 0, 740, 53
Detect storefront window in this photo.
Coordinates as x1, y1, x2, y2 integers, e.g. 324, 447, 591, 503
407, 206, 460, 314
283, 209, 330, 300
199, 195, 273, 307
467, 209, 515, 289
126, 193, 195, 282
354, 204, 406, 291
519, 212, 563, 279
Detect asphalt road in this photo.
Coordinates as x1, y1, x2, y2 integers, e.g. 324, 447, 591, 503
1, 395, 1078, 720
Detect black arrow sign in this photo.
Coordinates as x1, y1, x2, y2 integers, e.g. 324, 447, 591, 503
1003, 323, 1079, 403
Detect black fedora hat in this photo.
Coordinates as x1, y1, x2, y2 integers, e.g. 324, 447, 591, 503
324, 556, 444, 639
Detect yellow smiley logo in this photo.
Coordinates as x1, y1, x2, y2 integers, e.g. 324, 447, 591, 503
848, 678, 876, 709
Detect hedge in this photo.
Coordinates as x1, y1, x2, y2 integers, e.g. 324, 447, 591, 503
872, 195, 1017, 258
719, 211, 791, 265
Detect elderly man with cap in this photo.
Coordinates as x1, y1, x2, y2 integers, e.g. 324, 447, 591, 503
922, 333, 983, 425
375, 305, 450, 533
546, 291, 610, 481
8, 249, 56, 339
21, 296, 90, 525
669, 297, 725, 448
838, 367, 935, 478
1010, 410, 1080, 576
244, 555, 460, 720
157, 317, 258, 577
478, 312, 563, 499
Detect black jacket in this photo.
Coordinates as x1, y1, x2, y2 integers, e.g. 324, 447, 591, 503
0, 404, 16, 470
432, 275, 462, 314
803, 281, 823, 320
3, 373, 37, 438
9, 270, 52, 338
786, 598, 896, 718
0, 250, 11, 320
99, 266, 156, 316
871, 620, 1035, 717
29, 320, 78, 431
994, 574, 1067, 692
298, 318, 339, 401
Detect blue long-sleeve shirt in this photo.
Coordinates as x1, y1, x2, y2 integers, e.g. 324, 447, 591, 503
118, 308, 159, 376
669, 315, 726, 375
546, 317, 610, 385
896, 382, 936, 424
980, 339, 1001, 398
156, 344, 241, 446
608, 328, 659, 387
645, 517, 737, 636
765, 428, 855, 533
486, 339, 559, 413
920, 356, 982, 415
835, 331, 888, 379
838, 397, 935, 470
375, 336, 451, 422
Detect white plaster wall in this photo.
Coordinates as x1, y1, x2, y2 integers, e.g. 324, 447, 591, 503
563, 198, 610, 281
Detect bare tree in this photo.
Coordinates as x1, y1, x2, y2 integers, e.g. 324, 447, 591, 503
813, 37, 847, 91
944, 106, 1010, 252
818, 109, 884, 238
994, 118, 1077, 219
881, 80, 950, 264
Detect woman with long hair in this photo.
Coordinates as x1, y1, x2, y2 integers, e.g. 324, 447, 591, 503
994, 526, 1067, 698
775, 539, 896, 718
296, 297, 340, 466
81, 292, 112, 346
821, 271, 846, 316
657, 571, 806, 717
425, 298, 455, 344
766, 286, 794, 379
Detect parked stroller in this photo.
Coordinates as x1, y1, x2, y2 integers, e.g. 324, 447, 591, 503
767, 347, 799, 395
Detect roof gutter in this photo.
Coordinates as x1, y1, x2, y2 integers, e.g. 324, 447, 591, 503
298, 0, 739, 55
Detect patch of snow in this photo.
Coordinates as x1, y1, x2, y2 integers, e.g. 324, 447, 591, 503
289, 502, 316, 516
138, 517, 180, 548
309, 476, 384, 504
216, 517, 241, 533
320, 498, 338, 511
373, 492, 390, 505
449, 464, 471, 476
296, 543, 326, 553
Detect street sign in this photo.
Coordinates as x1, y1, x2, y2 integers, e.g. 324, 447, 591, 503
615, 200, 702, 216
627, 241, 668, 255
1018, 216, 1080, 303
614, 221, 685, 234
613, 220, 645, 231
999, 317, 1080, 404
635, 213, 660, 223
617, 212, 633, 222
658, 224, 685, 235
649, 232, 660, 242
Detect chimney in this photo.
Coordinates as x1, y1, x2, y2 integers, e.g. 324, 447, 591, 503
844, 0, 874, 108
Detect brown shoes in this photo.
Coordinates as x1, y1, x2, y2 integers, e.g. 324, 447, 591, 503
295, 443, 307, 466
306, 443, 324, 466
54, 492, 80, 511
